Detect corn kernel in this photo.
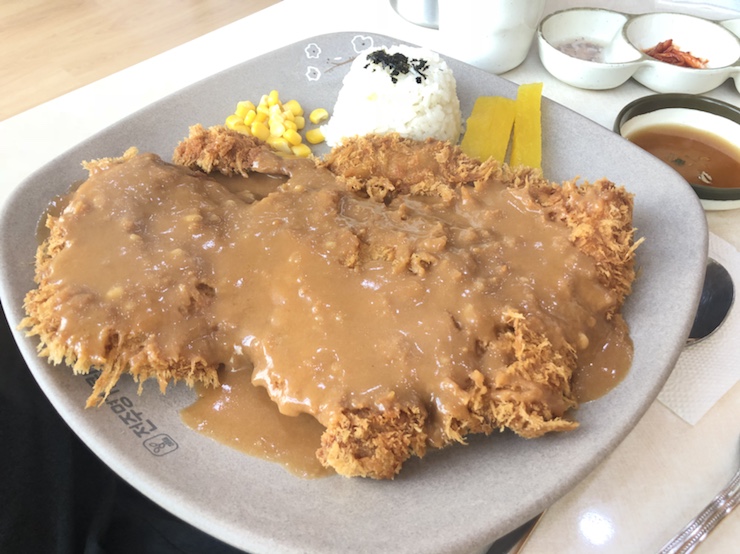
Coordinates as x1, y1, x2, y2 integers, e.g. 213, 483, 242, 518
243, 109, 257, 126
268, 113, 281, 126
270, 121, 286, 137
283, 99, 304, 117
309, 108, 329, 125
284, 128, 302, 146
183, 213, 203, 223
291, 143, 312, 158
235, 100, 255, 119
267, 136, 291, 153
305, 128, 325, 144
251, 121, 270, 141
225, 91, 323, 157
225, 114, 243, 130
106, 286, 124, 300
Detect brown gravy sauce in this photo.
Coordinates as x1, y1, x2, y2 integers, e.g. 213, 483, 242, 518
45, 152, 633, 476
626, 123, 740, 189
180, 368, 332, 478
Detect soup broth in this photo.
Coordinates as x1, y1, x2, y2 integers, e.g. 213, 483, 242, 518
626, 123, 740, 189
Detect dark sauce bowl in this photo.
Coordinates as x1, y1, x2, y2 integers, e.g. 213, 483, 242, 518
614, 93, 740, 208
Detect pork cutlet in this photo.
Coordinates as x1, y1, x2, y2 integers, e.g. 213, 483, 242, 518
22, 126, 640, 479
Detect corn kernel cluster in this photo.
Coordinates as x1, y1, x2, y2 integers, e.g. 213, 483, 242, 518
224, 90, 328, 158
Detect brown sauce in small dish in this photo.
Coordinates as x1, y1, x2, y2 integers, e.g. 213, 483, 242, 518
626, 123, 740, 189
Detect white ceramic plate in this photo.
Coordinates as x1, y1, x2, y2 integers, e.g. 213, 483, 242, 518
0, 33, 708, 554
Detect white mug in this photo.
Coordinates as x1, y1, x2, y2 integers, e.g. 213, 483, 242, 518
436, 0, 546, 74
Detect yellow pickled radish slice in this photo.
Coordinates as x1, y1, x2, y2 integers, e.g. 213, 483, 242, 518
460, 96, 516, 162
510, 82, 543, 168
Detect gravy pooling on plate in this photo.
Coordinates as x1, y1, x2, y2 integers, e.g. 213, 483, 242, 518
22, 129, 641, 479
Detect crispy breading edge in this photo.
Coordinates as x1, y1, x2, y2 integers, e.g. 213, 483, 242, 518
20, 147, 223, 407
172, 123, 273, 177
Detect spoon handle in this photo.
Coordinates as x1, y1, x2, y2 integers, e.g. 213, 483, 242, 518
658, 465, 740, 554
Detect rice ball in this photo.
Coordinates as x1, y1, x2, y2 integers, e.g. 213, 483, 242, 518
322, 44, 462, 147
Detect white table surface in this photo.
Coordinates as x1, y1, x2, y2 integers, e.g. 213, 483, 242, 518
1, 1, 738, 553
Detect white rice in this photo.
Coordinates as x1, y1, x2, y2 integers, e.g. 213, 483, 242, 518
321, 44, 462, 147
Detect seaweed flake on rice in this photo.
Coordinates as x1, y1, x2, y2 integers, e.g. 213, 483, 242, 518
321, 44, 462, 147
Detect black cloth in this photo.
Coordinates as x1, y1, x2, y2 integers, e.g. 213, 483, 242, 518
0, 301, 246, 554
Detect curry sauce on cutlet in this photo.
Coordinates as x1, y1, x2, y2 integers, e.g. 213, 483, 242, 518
22, 132, 639, 479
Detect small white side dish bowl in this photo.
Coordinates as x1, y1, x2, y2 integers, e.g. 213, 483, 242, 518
625, 12, 740, 93
537, 8, 637, 90
614, 93, 740, 211
538, 8, 740, 93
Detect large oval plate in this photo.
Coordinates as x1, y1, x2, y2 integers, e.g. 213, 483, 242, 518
0, 33, 706, 554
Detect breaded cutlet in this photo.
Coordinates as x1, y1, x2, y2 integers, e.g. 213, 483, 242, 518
22, 126, 641, 479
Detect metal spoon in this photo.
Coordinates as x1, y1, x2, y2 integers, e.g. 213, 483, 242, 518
686, 258, 735, 345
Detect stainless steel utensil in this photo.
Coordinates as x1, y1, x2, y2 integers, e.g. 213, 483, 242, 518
658, 442, 740, 554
